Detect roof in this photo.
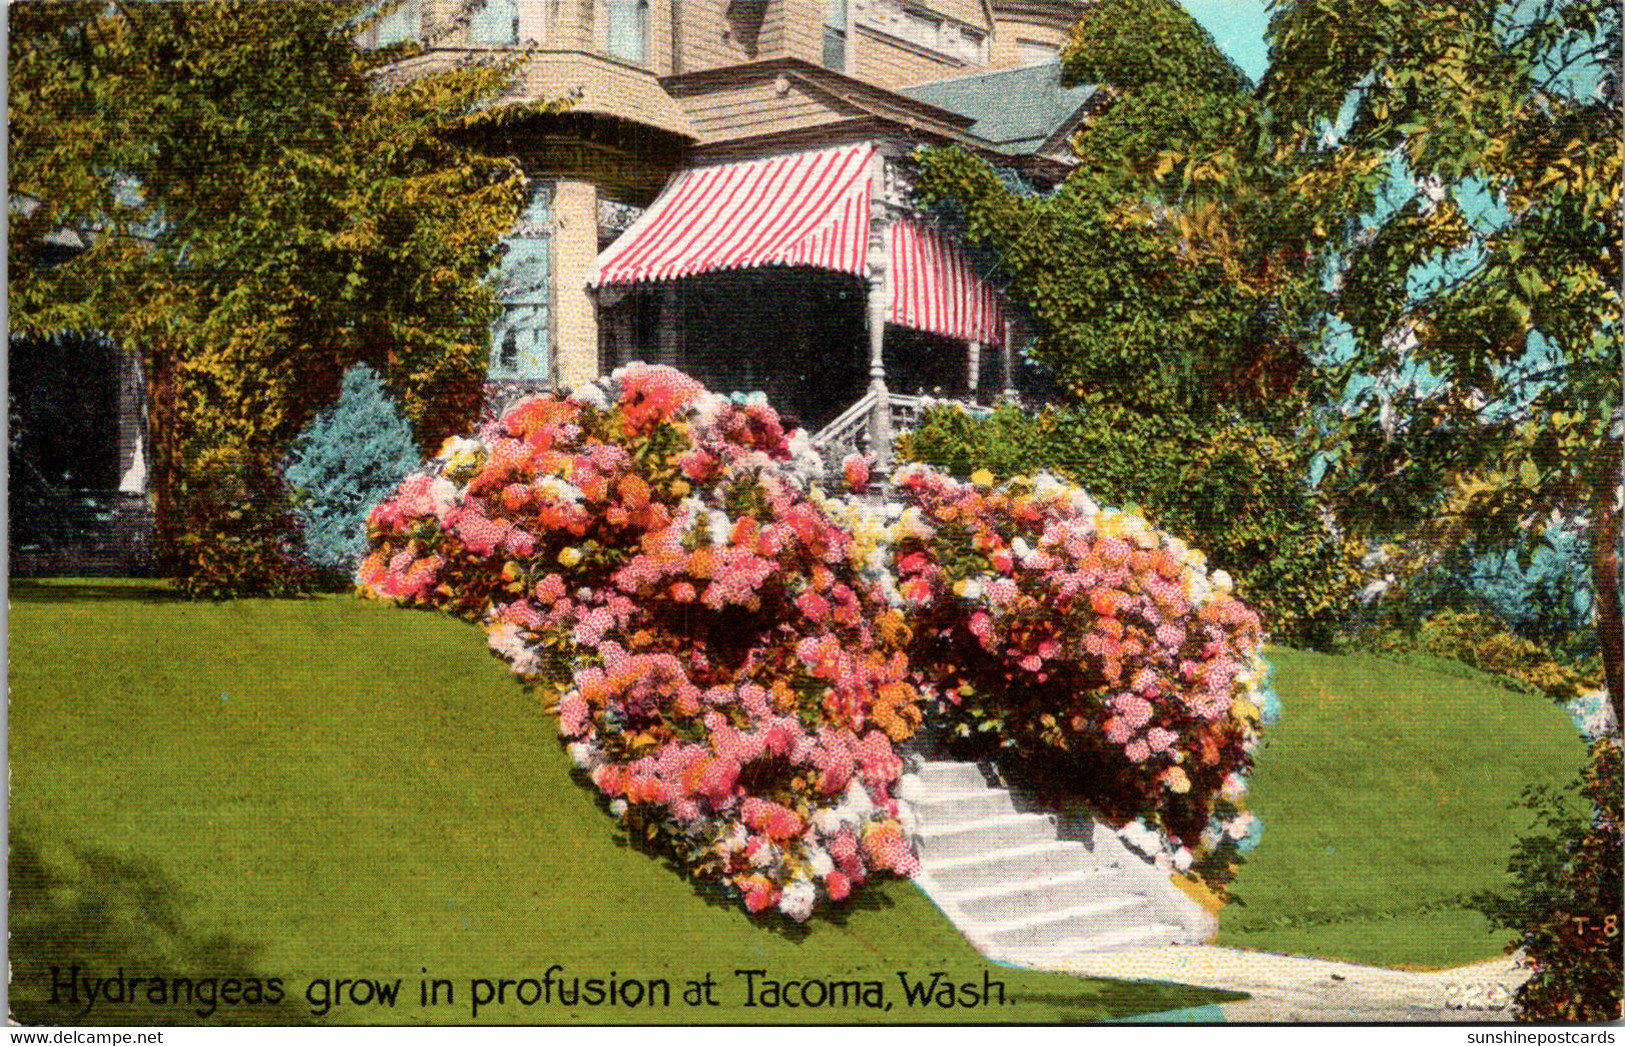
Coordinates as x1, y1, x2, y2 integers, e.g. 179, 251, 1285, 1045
382, 49, 700, 141
899, 60, 1097, 155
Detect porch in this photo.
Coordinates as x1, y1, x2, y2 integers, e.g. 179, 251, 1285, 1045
589, 141, 1022, 464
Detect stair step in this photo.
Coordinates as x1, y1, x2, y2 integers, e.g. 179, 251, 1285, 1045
951, 869, 1146, 923
915, 761, 991, 791
926, 841, 1111, 891
909, 789, 1017, 827
972, 896, 1155, 949
915, 813, 1056, 860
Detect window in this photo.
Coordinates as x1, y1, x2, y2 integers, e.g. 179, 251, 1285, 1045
606, 0, 648, 64
1017, 38, 1061, 66
468, 0, 519, 45
498, 329, 519, 369
858, 1, 984, 64
822, 0, 847, 71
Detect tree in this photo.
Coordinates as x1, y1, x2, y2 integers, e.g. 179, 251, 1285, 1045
913, 0, 1339, 423
8, 1, 552, 593
1263, 0, 1623, 715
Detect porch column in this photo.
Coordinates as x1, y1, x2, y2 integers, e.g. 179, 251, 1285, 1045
1000, 324, 1017, 400
552, 178, 600, 389
966, 340, 981, 397
866, 154, 893, 467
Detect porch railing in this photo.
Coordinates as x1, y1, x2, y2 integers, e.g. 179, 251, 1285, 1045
811, 391, 990, 465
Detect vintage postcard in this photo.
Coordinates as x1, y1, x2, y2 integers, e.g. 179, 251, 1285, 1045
7, 0, 1621, 1030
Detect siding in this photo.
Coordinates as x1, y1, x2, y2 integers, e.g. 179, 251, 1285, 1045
675, 0, 760, 72
852, 26, 974, 87
676, 78, 857, 142
988, 17, 1069, 68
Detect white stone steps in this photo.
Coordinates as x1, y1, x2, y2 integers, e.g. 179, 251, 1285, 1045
954, 869, 1148, 923
925, 840, 1109, 891
913, 811, 1057, 860
915, 761, 989, 790
908, 788, 1017, 826
972, 895, 1154, 950
898, 758, 1219, 963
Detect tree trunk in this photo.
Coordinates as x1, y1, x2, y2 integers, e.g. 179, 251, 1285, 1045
1593, 434, 1623, 724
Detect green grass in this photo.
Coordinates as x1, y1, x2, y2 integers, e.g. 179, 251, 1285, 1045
7, 579, 1236, 1026
1217, 646, 1589, 968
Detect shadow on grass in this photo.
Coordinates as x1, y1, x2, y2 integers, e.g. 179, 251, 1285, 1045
7, 579, 189, 604
9, 831, 307, 1026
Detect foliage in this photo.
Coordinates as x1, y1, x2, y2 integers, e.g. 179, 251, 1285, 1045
1263, 0, 1624, 710
359, 366, 924, 920
912, 0, 1333, 422
900, 403, 1352, 645
1354, 610, 1602, 703
358, 368, 1274, 911
1475, 739, 1622, 1021
887, 464, 1270, 889
167, 458, 319, 600
8, 1, 546, 594
284, 364, 422, 579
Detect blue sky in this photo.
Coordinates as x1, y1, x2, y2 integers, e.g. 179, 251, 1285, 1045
1179, 0, 1272, 81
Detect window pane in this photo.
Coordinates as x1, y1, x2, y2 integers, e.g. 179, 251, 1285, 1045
822, 26, 846, 70
469, 0, 518, 44
607, 0, 647, 63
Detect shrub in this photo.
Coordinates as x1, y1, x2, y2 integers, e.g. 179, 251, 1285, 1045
1475, 739, 1622, 1021
1356, 610, 1602, 702
284, 365, 422, 579
900, 402, 1351, 646
169, 452, 317, 600
359, 365, 924, 920
359, 367, 1274, 912
888, 464, 1271, 888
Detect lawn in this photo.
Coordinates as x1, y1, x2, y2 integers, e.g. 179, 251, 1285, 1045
1216, 647, 1589, 968
7, 579, 1237, 1026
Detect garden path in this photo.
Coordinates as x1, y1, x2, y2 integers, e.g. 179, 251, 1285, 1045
1055, 945, 1528, 1022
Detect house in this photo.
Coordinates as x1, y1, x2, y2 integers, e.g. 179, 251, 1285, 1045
9, 0, 1097, 573
378, 0, 1097, 455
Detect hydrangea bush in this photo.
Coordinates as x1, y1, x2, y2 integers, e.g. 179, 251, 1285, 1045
358, 365, 923, 920
886, 463, 1271, 885
358, 365, 1270, 915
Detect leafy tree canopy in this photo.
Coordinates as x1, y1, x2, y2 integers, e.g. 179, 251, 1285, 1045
914, 0, 1334, 422
1263, 0, 1622, 708
8, 0, 559, 591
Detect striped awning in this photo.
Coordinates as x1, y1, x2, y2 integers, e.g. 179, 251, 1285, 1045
592, 143, 1006, 345
890, 218, 1005, 345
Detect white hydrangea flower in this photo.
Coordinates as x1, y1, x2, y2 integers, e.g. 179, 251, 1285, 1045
807, 847, 835, 877
778, 876, 817, 922
608, 799, 628, 817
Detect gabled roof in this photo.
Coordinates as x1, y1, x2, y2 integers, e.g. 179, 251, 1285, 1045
899, 59, 1097, 156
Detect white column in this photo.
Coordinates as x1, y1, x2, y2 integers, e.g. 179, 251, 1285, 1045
552, 179, 601, 388
865, 153, 893, 467
1001, 324, 1017, 400
967, 339, 981, 396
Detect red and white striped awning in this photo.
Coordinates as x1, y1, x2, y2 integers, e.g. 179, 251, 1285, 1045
592, 143, 1006, 345
890, 218, 1005, 345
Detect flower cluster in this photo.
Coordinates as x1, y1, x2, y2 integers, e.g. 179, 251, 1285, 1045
360, 365, 922, 920
887, 463, 1270, 869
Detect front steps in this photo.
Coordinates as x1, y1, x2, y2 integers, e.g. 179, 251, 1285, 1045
897, 760, 1216, 968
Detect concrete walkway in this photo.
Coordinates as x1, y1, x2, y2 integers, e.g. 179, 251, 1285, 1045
1045, 944, 1528, 1022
